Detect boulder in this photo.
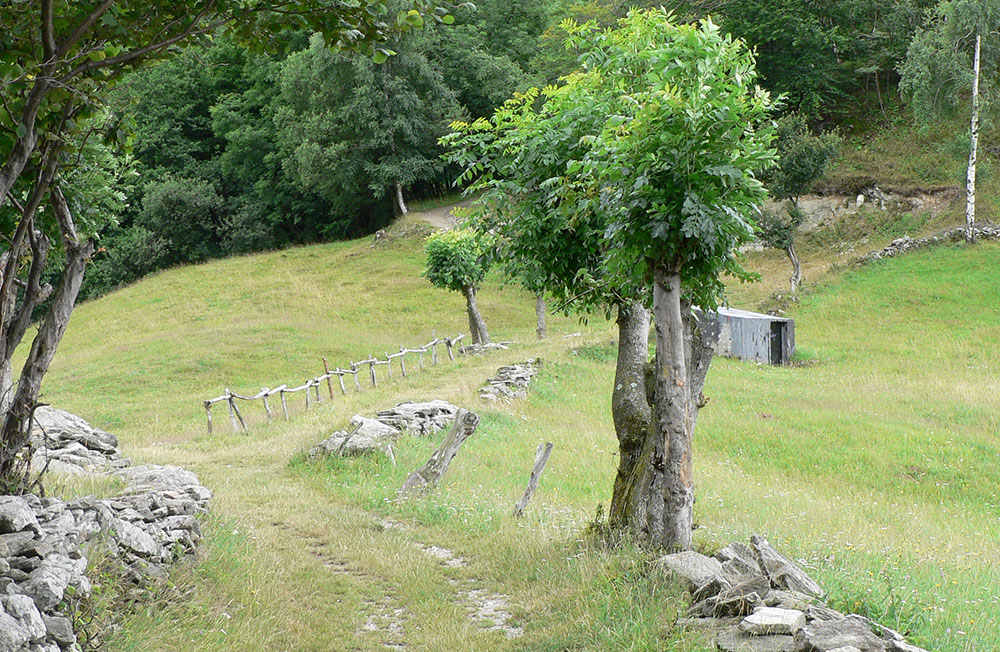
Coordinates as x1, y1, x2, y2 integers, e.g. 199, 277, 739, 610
42, 615, 75, 647
0, 497, 39, 534
21, 555, 76, 611
657, 551, 725, 593
112, 519, 159, 558
750, 535, 824, 598
32, 407, 118, 455
0, 605, 31, 652
309, 415, 400, 458
739, 607, 807, 636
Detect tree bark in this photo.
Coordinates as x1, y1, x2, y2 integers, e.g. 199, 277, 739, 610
609, 270, 719, 551
395, 180, 408, 216
535, 292, 547, 340
787, 242, 802, 293
966, 32, 980, 244
463, 285, 490, 345
0, 186, 94, 485
608, 302, 651, 527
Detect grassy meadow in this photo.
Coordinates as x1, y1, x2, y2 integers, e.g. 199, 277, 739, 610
27, 206, 1000, 651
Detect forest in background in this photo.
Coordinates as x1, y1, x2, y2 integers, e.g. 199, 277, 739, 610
74, 0, 981, 300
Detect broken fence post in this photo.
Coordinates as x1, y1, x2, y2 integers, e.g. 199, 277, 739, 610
262, 391, 273, 423
204, 401, 213, 434
513, 442, 554, 518
445, 338, 455, 361
398, 408, 480, 497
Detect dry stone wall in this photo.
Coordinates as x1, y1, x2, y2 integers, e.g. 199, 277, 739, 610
0, 408, 211, 652
663, 535, 930, 652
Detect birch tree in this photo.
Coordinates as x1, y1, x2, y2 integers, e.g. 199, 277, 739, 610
899, 0, 1000, 242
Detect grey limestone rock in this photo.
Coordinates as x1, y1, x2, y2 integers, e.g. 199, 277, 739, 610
0, 498, 39, 535
750, 535, 824, 598
309, 415, 400, 458
739, 607, 807, 636
1, 594, 46, 641
657, 550, 725, 593
41, 615, 75, 647
793, 616, 887, 652
375, 400, 458, 435
717, 626, 795, 652
0, 605, 31, 652
21, 556, 75, 611
479, 360, 540, 402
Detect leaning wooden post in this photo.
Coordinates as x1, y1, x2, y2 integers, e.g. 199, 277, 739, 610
280, 389, 289, 420
322, 358, 335, 399
445, 338, 455, 361
418, 348, 425, 370
351, 363, 361, 391
262, 391, 273, 424
431, 339, 438, 365
399, 346, 407, 377
369, 356, 377, 387
204, 401, 213, 434
314, 380, 322, 403
513, 442, 555, 518
398, 409, 480, 497
231, 396, 247, 432
305, 382, 313, 409
384, 352, 393, 379
336, 370, 347, 395
226, 390, 239, 432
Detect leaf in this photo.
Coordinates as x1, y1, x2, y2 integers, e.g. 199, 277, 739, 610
15, 123, 27, 139
442, 14, 455, 25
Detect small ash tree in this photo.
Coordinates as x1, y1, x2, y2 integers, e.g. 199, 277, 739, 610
758, 114, 839, 293
424, 229, 492, 344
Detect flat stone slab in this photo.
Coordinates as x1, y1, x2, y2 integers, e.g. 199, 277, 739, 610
657, 550, 725, 593
717, 626, 794, 652
739, 607, 806, 636
793, 616, 887, 652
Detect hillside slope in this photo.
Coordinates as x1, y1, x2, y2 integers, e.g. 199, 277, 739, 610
34, 230, 1000, 651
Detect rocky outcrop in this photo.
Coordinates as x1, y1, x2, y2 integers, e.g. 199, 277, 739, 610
1, 409, 211, 652
309, 401, 461, 459
669, 536, 931, 652
479, 360, 541, 402
859, 223, 1000, 264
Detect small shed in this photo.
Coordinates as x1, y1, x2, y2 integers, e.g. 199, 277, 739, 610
704, 307, 795, 365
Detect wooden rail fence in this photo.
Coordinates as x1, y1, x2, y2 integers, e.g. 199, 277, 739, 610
202, 333, 467, 433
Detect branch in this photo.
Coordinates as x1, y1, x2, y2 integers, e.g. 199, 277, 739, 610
61, 1, 221, 81
41, 0, 57, 64
6, 227, 50, 360
53, 0, 115, 60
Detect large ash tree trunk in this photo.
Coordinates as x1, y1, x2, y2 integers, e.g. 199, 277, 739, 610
608, 302, 651, 526
610, 273, 718, 550
462, 284, 490, 345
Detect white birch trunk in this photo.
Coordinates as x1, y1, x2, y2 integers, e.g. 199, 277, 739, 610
966, 33, 980, 244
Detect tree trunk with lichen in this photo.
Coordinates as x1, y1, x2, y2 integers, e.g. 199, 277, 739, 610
609, 272, 718, 551
462, 284, 490, 345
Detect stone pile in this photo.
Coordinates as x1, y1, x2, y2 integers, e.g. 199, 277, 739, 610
479, 360, 541, 402
860, 223, 1000, 264
375, 400, 458, 435
309, 401, 460, 458
460, 342, 510, 355
663, 535, 929, 652
1, 408, 211, 652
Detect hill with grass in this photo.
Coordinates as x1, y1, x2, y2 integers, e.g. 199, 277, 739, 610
29, 200, 999, 651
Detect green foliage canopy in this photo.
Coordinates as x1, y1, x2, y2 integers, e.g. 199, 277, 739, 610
423, 229, 491, 293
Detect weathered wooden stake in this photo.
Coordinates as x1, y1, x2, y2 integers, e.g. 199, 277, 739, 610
314, 381, 322, 402
226, 390, 239, 432
399, 347, 407, 377
280, 390, 289, 420
514, 442, 555, 518
205, 401, 213, 434
231, 398, 247, 432
398, 409, 480, 497
418, 349, 424, 370
431, 340, 437, 365
322, 358, 335, 399
351, 364, 361, 391
445, 338, 455, 361
262, 394, 273, 423
336, 370, 347, 394
369, 357, 377, 387
305, 383, 313, 408
384, 352, 393, 379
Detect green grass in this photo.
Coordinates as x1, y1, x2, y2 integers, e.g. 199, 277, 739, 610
31, 221, 1000, 651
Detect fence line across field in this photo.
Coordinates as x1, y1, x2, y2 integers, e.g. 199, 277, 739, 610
202, 333, 467, 434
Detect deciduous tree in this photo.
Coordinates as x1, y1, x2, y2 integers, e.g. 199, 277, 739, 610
424, 229, 492, 344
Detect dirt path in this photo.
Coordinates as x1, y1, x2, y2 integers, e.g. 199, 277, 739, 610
411, 201, 472, 230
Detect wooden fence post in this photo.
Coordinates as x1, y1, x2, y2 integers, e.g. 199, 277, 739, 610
351, 364, 361, 391
280, 389, 289, 420
226, 390, 239, 432
445, 338, 455, 361
514, 442, 555, 518
399, 346, 407, 377
204, 401, 213, 434
262, 393, 273, 423
384, 352, 393, 379
322, 358, 335, 399
369, 356, 377, 387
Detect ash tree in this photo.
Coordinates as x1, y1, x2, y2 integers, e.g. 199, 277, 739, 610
757, 114, 838, 293
423, 229, 492, 344
443, 83, 655, 531
0, 0, 467, 491
447, 9, 777, 550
